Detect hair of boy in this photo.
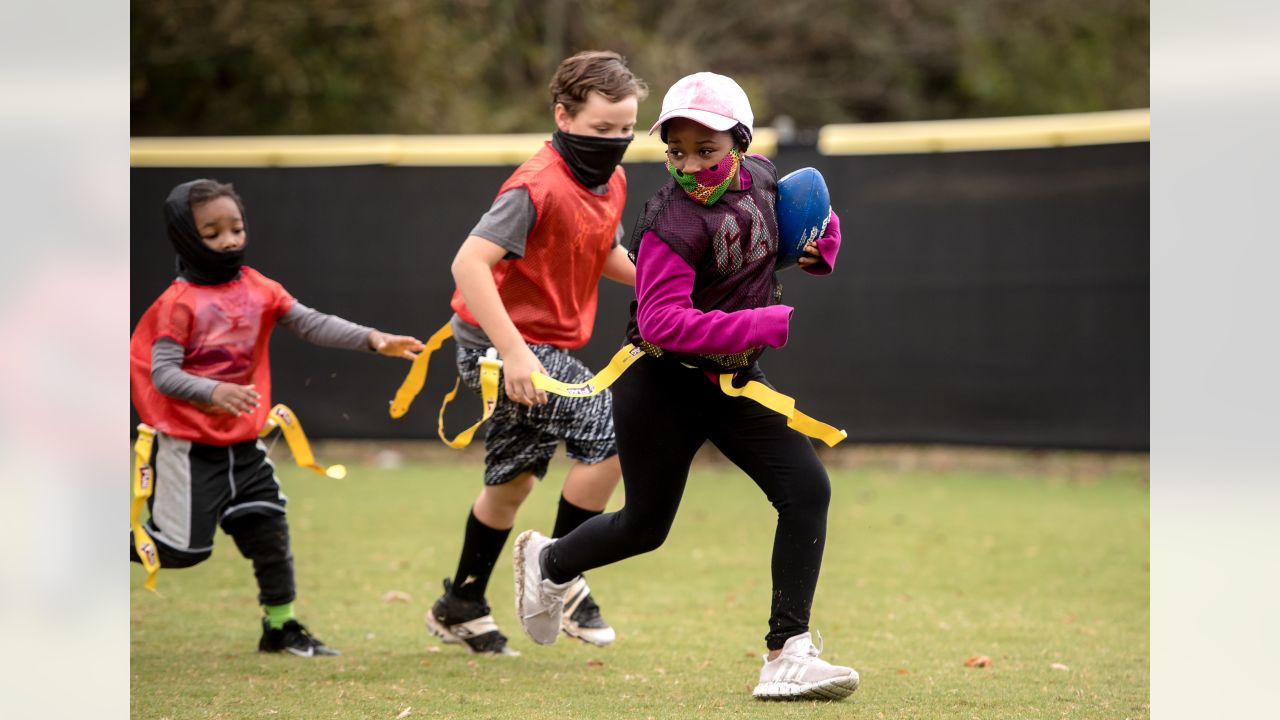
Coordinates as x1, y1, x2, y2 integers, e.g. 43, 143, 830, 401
548, 50, 649, 117
187, 178, 245, 217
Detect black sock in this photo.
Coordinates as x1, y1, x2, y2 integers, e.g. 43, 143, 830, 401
552, 494, 603, 539
450, 509, 511, 603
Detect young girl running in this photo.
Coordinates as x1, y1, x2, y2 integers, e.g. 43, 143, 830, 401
512, 72, 858, 700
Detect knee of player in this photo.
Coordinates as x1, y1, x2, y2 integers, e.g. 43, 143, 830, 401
626, 520, 672, 554
481, 473, 538, 507
773, 472, 831, 514
224, 512, 293, 560
802, 473, 832, 509
157, 544, 213, 569
131, 531, 214, 568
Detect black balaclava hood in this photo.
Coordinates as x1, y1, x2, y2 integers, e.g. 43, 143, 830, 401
165, 179, 245, 285
551, 130, 633, 188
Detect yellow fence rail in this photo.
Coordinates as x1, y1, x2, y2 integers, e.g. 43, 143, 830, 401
130, 110, 1147, 168
818, 109, 1149, 155
130, 130, 777, 167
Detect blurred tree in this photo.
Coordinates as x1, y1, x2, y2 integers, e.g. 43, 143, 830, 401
131, 0, 1148, 136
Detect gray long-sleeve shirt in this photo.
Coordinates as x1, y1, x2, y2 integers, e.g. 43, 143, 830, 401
150, 302, 373, 403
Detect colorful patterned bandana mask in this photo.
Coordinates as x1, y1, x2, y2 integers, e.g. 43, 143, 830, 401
667, 148, 741, 206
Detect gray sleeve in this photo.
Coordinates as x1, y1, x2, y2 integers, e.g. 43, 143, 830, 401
151, 337, 219, 403
469, 187, 535, 258
278, 302, 373, 351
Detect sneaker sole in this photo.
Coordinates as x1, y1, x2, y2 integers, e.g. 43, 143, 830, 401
259, 645, 340, 658
512, 530, 562, 645
512, 530, 535, 642
562, 623, 616, 647
753, 675, 859, 701
423, 612, 520, 657
560, 578, 615, 647
423, 612, 464, 645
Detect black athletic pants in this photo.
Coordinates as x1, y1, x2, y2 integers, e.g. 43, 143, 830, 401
544, 355, 831, 650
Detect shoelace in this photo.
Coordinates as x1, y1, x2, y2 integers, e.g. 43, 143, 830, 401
292, 622, 332, 648
784, 631, 824, 665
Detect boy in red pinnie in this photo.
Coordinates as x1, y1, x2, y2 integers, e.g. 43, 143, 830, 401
424, 51, 647, 655
131, 179, 423, 656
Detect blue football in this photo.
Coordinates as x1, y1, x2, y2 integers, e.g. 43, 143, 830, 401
775, 167, 831, 270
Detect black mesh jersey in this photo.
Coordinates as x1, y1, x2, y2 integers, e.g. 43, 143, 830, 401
625, 155, 782, 373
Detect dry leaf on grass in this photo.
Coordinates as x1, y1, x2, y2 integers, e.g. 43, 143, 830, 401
964, 655, 993, 668
382, 590, 413, 603
587, 659, 605, 668
1050, 663, 1070, 671
396, 708, 412, 719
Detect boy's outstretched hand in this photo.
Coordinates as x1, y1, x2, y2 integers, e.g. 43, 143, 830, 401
369, 330, 425, 360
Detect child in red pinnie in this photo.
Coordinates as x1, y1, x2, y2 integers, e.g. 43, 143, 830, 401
130, 179, 423, 656
422, 51, 648, 657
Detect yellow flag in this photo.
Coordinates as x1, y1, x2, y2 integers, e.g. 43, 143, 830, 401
390, 322, 454, 418
438, 351, 503, 449
260, 404, 348, 479
717, 374, 847, 447
130, 424, 161, 592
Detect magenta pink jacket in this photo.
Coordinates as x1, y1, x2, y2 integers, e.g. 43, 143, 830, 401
635, 206, 842, 358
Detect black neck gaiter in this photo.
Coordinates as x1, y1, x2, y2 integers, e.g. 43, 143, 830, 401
165, 180, 246, 285
551, 130, 633, 188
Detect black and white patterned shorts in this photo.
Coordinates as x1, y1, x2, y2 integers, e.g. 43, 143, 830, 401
455, 344, 617, 485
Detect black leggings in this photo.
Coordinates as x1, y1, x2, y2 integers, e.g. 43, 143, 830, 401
544, 356, 831, 650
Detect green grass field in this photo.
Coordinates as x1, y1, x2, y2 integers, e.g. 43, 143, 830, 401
131, 449, 1149, 719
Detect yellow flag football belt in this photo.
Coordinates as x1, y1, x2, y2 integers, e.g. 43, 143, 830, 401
387, 322, 502, 448
260, 403, 348, 479
131, 424, 161, 593
133, 406, 344, 591
390, 320, 847, 448
437, 349, 503, 449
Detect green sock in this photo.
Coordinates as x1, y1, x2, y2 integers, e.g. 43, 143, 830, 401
263, 602, 295, 630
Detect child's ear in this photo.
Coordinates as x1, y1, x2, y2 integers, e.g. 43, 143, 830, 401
553, 103, 573, 133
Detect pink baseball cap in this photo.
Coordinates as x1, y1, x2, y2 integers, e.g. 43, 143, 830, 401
648, 72, 754, 136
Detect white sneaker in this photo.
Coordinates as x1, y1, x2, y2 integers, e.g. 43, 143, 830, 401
512, 530, 577, 645
752, 631, 859, 701
561, 576, 616, 646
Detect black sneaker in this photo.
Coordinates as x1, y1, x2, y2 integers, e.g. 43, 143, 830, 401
258, 619, 341, 657
561, 577, 616, 646
424, 578, 519, 656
